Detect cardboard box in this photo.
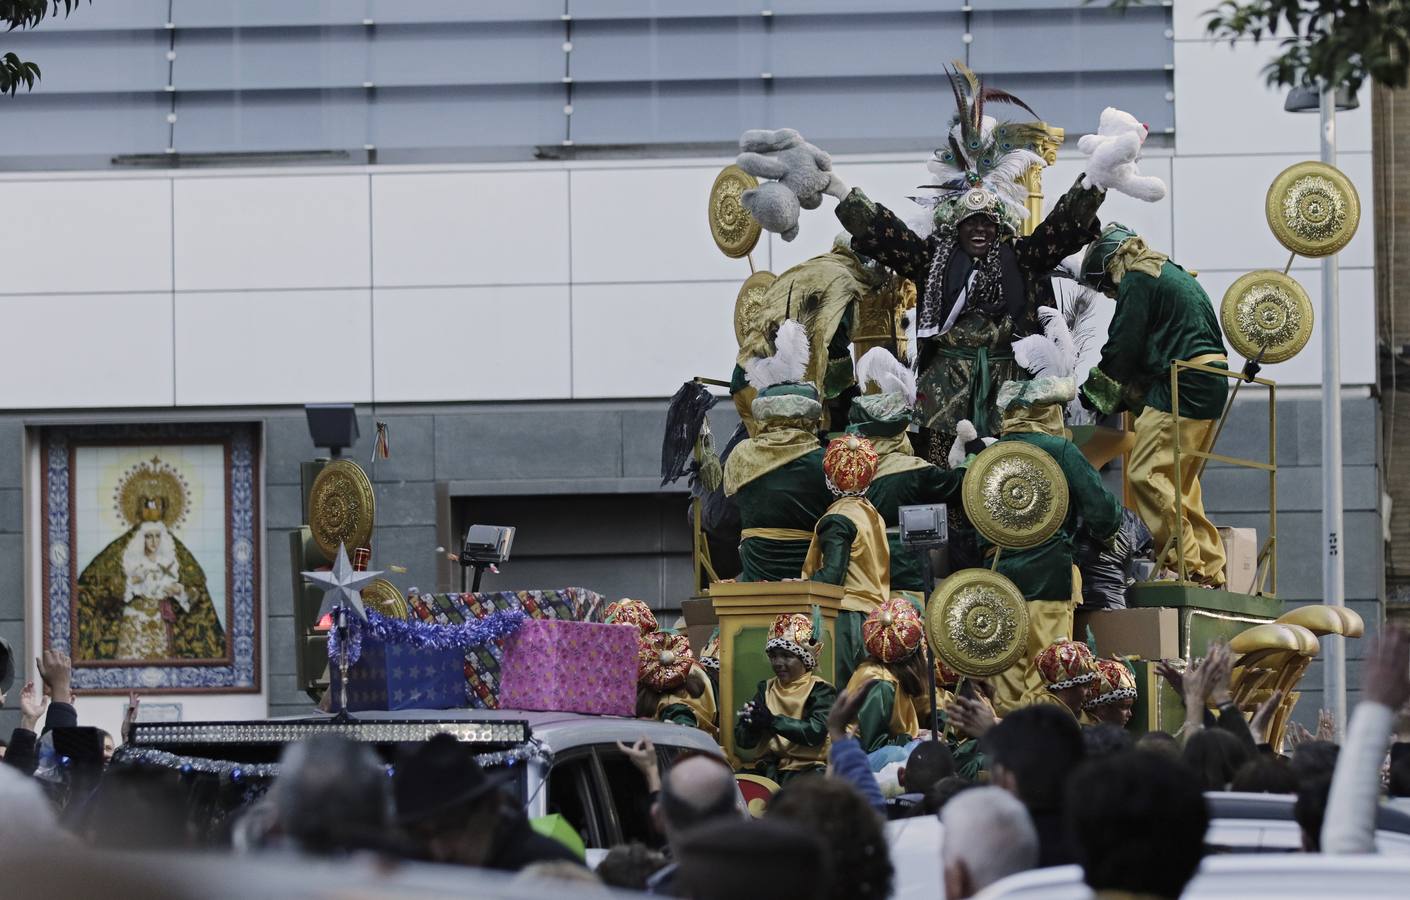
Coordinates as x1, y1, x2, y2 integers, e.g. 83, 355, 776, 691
329, 638, 467, 712
1076, 607, 1180, 661
500, 619, 638, 716
680, 596, 719, 657
1218, 526, 1259, 594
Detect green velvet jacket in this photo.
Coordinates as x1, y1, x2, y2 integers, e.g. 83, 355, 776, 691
1081, 261, 1229, 420
866, 465, 966, 592
733, 450, 832, 582
983, 432, 1123, 600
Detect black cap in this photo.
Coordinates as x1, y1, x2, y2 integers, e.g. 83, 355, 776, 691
392, 733, 511, 825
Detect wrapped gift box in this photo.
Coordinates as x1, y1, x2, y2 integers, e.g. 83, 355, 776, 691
408, 587, 605, 709
329, 637, 466, 712
500, 619, 637, 716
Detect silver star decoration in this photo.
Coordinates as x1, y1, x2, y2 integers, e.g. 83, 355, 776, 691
303, 542, 383, 623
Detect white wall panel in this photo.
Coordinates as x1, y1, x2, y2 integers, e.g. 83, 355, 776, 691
572, 281, 737, 398
0, 293, 173, 408
372, 285, 571, 401
0, 179, 172, 295
570, 166, 744, 283
1044, 155, 1174, 260
371, 171, 570, 287
1191, 267, 1376, 386
174, 289, 372, 405
174, 175, 371, 291
1172, 152, 1372, 272
1174, 40, 1371, 156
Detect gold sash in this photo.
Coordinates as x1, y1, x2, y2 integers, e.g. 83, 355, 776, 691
741, 527, 815, 542
764, 674, 830, 769
802, 495, 891, 613
846, 660, 921, 740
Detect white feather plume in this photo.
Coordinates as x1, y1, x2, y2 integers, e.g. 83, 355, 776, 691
856, 347, 917, 406
1012, 306, 1078, 379
744, 319, 811, 390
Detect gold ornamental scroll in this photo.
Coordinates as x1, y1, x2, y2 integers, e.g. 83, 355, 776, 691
307, 458, 376, 560
734, 270, 778, 347
361, 578, 411, 620
1220, 270, 1315, 365
1022, 124, 1065, 237
962, 441, 1070, 550
709, 164, 764, 259
926, 568, 1030, 677
1265, 161, 1360, 258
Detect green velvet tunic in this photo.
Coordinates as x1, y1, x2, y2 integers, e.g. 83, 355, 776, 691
733, 450, 832, 582
735, 678, 838, 784
982, 432, 1124, 600
1083, 261, 1229, 420
853, 679, 915, 753
866, 465, 966, 592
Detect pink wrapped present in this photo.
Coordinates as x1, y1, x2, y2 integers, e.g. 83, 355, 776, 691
499, 619, 638, 716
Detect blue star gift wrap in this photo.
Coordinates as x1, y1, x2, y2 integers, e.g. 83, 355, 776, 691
329, 636, 466, 712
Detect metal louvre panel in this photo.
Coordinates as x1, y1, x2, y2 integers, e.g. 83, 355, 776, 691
2, 0, 1173, 165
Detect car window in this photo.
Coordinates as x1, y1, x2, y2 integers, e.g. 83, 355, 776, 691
545, 753, 603, 849
595, 744, 663, 849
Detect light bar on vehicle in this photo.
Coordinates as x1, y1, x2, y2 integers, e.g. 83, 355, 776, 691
130, 720, 529, 747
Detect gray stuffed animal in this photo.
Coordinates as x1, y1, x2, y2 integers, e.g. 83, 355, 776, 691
735, 128, 846, 242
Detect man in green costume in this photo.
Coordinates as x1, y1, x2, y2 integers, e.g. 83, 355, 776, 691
723, 320, 833, 583
1076, 223, 1229, 586
979, 362, 1124, 714
735, 612, 837, 784
849, 347, 976, 597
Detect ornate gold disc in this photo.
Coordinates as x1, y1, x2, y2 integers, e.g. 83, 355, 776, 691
709, 164, 763, 259
362, 578, 410, 620
733, 270, 777, 347
926, 568, 1030, 677
308, 459, 375, 560
1220, 270, 1314, 364
1265, 161, 1360, 258
961, 441, 1069, 550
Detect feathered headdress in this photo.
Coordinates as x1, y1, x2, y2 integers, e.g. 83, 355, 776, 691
744, 319, 810, 391
914, 62, 1049, 234
855, 346, 917, 406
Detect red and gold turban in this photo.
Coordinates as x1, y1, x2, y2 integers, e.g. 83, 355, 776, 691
605, 598, 658, 635
638, 631, 694, 692
823, 434, 879, 496
862, 597, 924, 663
1083, 656, 1138, 709
1035, 639, 1097, 691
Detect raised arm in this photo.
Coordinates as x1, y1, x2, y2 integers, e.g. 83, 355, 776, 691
1014, 176, 1105, 275
835, 189, 932, 285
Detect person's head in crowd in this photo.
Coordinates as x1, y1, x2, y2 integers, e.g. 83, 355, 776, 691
1294, 774, 1332, 852
1182, 727, 1252, 791
271, 734, 390, 856
900, 739, 954, 795
394, 733, 514, 866
1290, 740, 1341, 783
927, 775, 977, 814
1389, 749, 1410, 799
1135, 730, 1181, 760
98, 729, 115, 766
229, 796, 280, 854
675, 817, 828, 900
768, 776, 893, 900
1230, 755, 1298, 794
596, 842, 668, 891
983, 704, 1085, 811
1068, 750, 1209, 899
1083, 723, 1134, 760
655, 752, 741, 844
940, 786, 1039, 899
81, 766, 193, 850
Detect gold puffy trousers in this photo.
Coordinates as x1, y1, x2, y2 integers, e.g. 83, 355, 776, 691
991, 567, 1082, 716
1128, 407, 1226, 586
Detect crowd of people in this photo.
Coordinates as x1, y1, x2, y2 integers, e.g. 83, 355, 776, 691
3, 625, 1410, 898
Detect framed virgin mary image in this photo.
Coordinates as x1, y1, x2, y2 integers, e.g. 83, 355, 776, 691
42, 423, 260, 693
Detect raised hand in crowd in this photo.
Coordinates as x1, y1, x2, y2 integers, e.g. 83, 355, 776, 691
615, 737, 661, 793
826, 678, 878, 742
1249, 689, 1286, 745
947, 694, 999, 740
1315, 708, 1338, 743
1155, 659, 1185, 698
1179, 641, 1231, 739
37, 648, 74, 705
121, 691, 142, 745
1364, 625, 1410, 712
1286, 719, 1316, 749
18, 680, 48, 732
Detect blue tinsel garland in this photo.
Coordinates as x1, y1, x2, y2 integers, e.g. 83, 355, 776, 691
328, 607, 526, 666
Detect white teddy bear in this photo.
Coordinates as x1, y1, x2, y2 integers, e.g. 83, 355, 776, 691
1077, 108, 1167, 203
